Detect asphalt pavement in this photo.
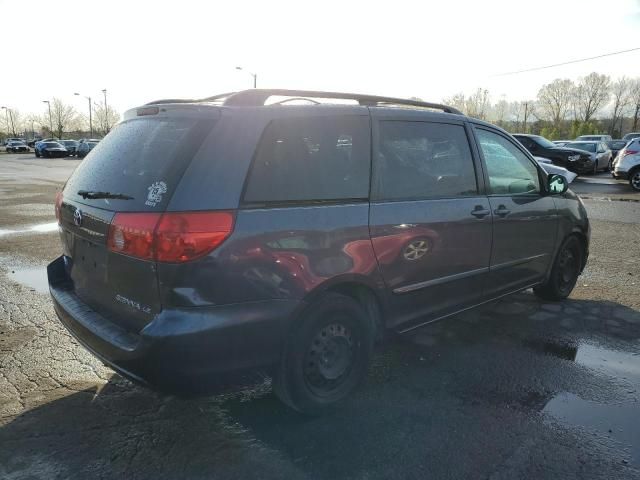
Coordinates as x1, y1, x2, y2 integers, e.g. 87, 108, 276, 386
0, 153, 639, 479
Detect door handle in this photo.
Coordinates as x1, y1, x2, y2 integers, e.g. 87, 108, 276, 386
470, 206, 490, 218
494, 205, 511, 217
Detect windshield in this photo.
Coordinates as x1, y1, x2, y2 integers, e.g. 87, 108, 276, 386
533, 136, 556, 148
566, 142, 596, 152
608, 141, 627, 149
44, 142, 62, 148
64, 116, 216, 211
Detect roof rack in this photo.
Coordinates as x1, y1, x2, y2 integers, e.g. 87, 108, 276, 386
219, 89, 463, 114
145, 89, 463, 115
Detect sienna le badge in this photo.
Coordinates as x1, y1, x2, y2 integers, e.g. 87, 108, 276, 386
145, 181, 167, 207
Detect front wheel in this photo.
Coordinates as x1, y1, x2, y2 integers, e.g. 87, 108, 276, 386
273, 293, 375, 414
534, 236, 582, 301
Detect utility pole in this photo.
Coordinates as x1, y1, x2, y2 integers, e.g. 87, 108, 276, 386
102, 89, 109, 133
42, 100, 53, 136
74, 93, 93, 137
523, 102, 529, 134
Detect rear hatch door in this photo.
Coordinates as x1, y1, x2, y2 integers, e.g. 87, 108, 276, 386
59, 106, 218, 333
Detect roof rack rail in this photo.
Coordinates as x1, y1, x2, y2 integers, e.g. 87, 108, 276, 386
146, 92, 237, 106
219, 89, 463, 114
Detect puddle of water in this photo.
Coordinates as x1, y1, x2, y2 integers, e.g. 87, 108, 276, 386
0, 222, 58, 236
544, 393, 640, 464
543, 343, 640, 464
29, 222, 58, 233
7, 267, 49, 294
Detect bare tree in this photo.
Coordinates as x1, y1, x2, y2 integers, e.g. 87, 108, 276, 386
443, 92, 466, 113
50, 98, 78, 139
609, 77, 631, 135
537, 79, 574, 128
93, 102, 120, 136
575, 72, 610, 123
466, 88, 490, 120
631, 78, 640, 132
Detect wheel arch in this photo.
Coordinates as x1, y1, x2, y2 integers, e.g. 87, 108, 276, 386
293, 275, 388, 342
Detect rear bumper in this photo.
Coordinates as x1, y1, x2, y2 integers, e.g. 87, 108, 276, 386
48, 256, 300, 393
612, 170, 629, 180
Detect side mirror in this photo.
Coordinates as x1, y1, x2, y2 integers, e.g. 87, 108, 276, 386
548, 174, 569, 195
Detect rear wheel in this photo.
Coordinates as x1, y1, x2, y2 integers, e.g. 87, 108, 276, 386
630, 168, 640, 192
534, 236, 582, 301
273, 293, 374, 414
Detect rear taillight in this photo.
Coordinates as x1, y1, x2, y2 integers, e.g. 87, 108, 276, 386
55, 191, 63, 222
623, 150, 638, 157
107, 211, 234, 263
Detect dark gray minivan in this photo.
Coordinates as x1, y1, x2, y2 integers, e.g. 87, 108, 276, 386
48, 89, 590, 413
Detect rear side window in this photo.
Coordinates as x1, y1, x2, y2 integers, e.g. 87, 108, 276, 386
373, 121, 478, 200
64, 117, 215, 211
243, 115, 370, 204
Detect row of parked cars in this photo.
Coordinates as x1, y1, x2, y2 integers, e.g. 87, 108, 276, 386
3, 138, 100, 158
513, 132, 640, 191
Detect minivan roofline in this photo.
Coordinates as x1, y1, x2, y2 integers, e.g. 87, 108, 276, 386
144, 89, 464, 115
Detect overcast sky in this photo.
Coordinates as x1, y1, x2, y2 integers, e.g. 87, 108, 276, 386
1, 0, 639, 117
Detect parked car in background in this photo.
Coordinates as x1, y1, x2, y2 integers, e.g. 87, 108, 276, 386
34, 138, 59, 151
27, 138, 42, 148
76, 139, 100, 158
3, 137, 23, 145
49, 89, 590, 413
59, 140, 79, 156
534, 156, 578, 184
36, 141, 68, 158
552, 140, 571, 147
5, 140, 29, 153
563, 141, 612, 173
612, 137, 640, 191
622, 132, 640, 142
575, 134, 612, 142
513, 134, 595, 174
606, 140, 628, 166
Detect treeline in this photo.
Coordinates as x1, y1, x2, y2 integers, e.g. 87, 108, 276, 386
443, 73, 640, 140
0, 98, 120, 140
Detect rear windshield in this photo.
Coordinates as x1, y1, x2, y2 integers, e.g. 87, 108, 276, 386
566, 142, 596, 152
608, 141, 627, 149
64, 117, 215, 211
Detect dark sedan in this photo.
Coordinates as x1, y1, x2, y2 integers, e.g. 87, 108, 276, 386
513, 134, 596, 174
76, 139, 99, 158
5, 140, 29, 153
59, 140, 79, 156
38, 141, 68, 158
607, 140, 628, 166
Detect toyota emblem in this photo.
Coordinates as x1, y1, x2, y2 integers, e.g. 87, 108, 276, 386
73, 208, 83, 227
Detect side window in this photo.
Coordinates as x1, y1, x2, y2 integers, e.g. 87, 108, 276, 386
243, 115, 370, 203
374, 121, 478, 200
476, 129, 541, 195
517, 137, 533, 149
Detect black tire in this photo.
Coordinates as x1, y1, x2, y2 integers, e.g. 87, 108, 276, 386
534, 236, 582, 301
273, 292, 375, 414
35, 151, 40, 158
630, 168, 640, 192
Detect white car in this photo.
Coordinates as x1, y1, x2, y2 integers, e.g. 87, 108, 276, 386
612, 138, 640, 191
575, 134, 613, 142
534, 156, 578, 184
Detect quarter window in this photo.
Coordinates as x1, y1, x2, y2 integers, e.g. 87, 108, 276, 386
373, 121, 477, 200
243, 116, 370, 203
476, 129, 540, 195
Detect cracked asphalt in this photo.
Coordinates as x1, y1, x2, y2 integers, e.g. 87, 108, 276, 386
1, 154, 639, 479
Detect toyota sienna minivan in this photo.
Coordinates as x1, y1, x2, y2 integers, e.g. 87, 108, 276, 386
48, 89, 590, 413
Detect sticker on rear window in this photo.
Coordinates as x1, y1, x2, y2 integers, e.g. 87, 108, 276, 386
145, 181, 167, 207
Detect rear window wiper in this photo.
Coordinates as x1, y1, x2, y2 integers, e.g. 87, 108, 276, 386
77, 190, 134, 200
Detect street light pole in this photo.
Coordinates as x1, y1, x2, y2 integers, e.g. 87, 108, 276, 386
101, 88, 109, 133
74, 93, 92, 137
235, 66, 257, 88
42, 100, 53, 136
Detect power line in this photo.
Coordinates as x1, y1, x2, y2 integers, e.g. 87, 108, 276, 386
492, 47, 640, 77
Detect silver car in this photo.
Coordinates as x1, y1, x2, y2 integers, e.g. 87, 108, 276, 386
612, 138, 640, 191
